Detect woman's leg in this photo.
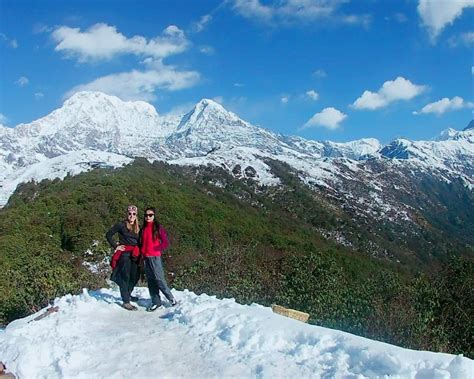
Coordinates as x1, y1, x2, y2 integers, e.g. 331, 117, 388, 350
113, 254, 132, 304
145, 258, 162, 306
150, 256, 174, 302
128, 260, 140, 295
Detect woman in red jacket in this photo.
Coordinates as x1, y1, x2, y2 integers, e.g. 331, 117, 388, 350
141, 207, 177, 312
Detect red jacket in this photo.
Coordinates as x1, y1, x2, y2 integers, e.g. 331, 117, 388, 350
110, 245, 140, 269
140, 222, 169, 257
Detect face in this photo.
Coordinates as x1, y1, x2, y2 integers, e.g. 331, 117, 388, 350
127, 210, 137, 223
145, 211, 155, 222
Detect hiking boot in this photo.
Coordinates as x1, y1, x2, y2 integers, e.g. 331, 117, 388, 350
122, 303, 138, 311
146, 304, 161, 312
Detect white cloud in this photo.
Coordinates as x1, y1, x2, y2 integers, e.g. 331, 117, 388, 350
0, 33, 18, 48
341, 14, 371, 28
35, 92, 44, 100
193, 14, 213, 33
352, 76, 427, 110
472, 66, 474, 75
33, 23, 53, 34
461, 31, 474, 44
302, 107, 347, 130
306, 90, 319, 101
234, 82, 245, 87
281, 96, 290, 104
418, 0, 474, 41
232, 0, 370, 26
448, 31, 474, 47
414, 96, 474, 115
199, 45, 215, 55
312, 69, 327, 78
52, 23, 189, 62
15, 76, 29, 87
0, 113, 7, 125
65, 63, 200, 101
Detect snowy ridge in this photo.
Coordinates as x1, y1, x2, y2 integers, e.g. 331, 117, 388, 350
0, 150, 131, 205
0, 287, 472, 378
1, 92, 473, 219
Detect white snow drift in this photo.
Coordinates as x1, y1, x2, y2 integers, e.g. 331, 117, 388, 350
0, 287, 472, 378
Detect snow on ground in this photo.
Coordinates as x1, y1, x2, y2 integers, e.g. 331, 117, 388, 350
1, 287, 472, 379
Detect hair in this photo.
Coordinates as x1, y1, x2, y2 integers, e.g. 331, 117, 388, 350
143, 207, 161, 240
125, 206, 140, 234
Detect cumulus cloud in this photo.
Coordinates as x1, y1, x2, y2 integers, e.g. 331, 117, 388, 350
352, 76, 427, 110
52, 23, 189, 62
232, 0, 370, 27
192, 14, 213, 33
281, 96, 290, 104
65, 63, 200, 101
306, 90, 319, 101
418, 0, 474, 41
302, 107, 347, 130
15, 76, 29, 87
414, 96, 474, 115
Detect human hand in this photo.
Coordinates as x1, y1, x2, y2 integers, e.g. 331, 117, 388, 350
116, 245, 126, 251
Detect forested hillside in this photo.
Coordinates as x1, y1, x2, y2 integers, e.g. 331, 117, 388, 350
0, 159, 472, 357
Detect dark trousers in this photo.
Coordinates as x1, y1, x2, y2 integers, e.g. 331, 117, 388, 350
111, 253, 140, 303
144, 256, 174, 306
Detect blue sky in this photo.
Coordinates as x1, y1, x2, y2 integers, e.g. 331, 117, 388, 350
0, 0, 472, 143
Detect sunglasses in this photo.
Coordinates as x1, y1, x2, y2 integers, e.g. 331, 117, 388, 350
145, 213, 155, 218
128, 212, 136, 216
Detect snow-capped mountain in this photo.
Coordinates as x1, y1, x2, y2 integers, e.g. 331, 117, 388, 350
1, 91, 473, 228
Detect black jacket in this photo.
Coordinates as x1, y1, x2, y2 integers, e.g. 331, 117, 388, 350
106, 222, 139, 249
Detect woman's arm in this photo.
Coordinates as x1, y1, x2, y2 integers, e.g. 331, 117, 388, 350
153, 226, 169, 251
105, 223, 122, 248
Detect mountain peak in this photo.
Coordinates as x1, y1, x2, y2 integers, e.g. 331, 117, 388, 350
195, 98, 225, 109
63, 91, 159, 117
464, 120, 474, 131
176, 98, 244, 133
65, 90, 120, 102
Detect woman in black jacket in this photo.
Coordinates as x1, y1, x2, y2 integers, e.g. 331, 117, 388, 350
106, 205, 141, 311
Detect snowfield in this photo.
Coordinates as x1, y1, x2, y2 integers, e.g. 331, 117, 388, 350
1, 287, 472, 378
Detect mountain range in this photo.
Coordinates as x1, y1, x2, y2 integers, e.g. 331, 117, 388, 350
1, 91, 473, 261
